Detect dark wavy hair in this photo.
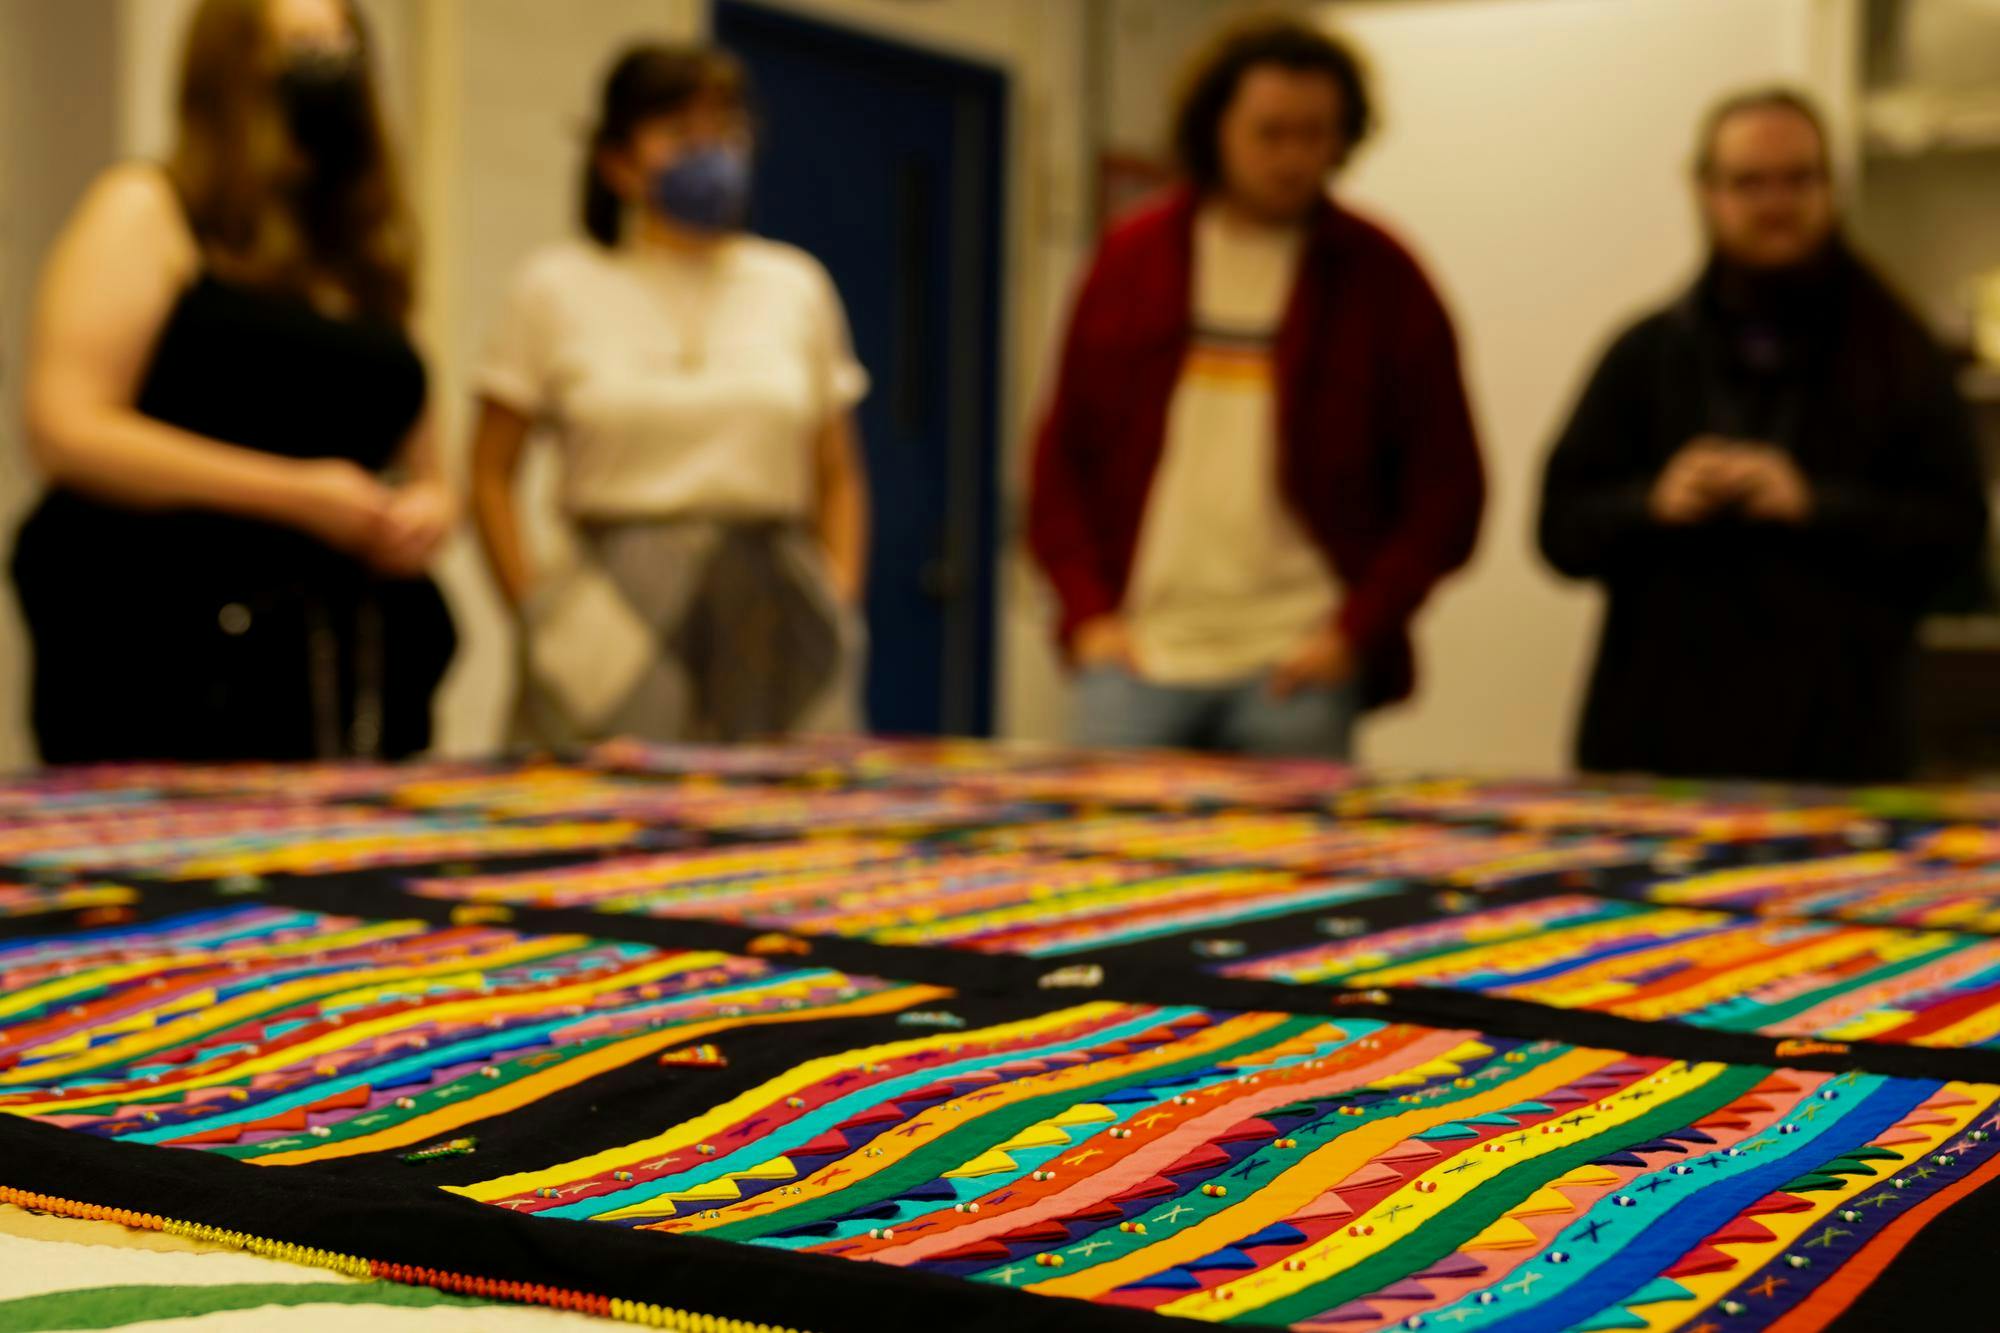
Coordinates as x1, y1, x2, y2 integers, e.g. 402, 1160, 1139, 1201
581, 44, 749, 247
1170, 14, 1373, 189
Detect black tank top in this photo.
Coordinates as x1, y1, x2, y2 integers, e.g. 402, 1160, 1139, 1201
12, 266, 453, 762
140, 272, 425, 469
29, 271, 426, 577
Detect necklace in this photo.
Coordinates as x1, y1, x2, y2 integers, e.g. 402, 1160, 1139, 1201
679, 259, 718, 369
631, 227, 733, 372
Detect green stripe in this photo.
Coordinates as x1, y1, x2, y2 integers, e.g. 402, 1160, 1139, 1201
1230, 1062, 1767, 1325
979, 1037, 1573, 1285
0, 1280, 483, 1333
1703, 938, 1972, 1035
1340, 903, 1644, 986
218, 973, 884, 1160
710, 1015, 1325, 1242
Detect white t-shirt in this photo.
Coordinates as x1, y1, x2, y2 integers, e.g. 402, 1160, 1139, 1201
1123, 206, 1342, 685
477, 236, 869, 520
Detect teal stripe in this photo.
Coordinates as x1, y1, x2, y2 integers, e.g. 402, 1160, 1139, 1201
553, 1005, 1207, 1220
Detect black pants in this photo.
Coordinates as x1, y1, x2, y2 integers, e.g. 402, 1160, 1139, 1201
12, 495, 455, 764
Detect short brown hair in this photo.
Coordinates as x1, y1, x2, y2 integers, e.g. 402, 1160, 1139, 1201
582, 44, 750, 247
1171, 14, 1373, 189
1693, 86, 1830, 179
167, 0, 414, 323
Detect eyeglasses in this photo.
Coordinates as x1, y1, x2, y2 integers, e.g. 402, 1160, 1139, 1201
1707, 166, 1828, 196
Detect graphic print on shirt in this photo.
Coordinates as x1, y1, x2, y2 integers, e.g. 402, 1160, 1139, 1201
1124, 210, 1339, 686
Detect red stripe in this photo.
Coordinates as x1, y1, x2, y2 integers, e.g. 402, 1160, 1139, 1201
1769, 1129, 2000, 1332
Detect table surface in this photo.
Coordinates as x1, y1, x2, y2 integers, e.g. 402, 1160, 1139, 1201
2, 737, 1998, 1333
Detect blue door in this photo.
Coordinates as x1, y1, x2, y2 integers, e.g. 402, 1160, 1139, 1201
713, 1, 1007, 737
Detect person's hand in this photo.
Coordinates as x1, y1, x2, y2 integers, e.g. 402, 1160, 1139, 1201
1715, 443, 1813, 524
1649, 437, 1738, 525
1074, 615, 1136, 671
370, 479, 458, 577
825, 555, 865, 611
291, 458, 395, 559
1269, 622, 1354, 699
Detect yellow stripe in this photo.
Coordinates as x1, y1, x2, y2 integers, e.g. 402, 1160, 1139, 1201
0, 920, 424, 1021
657, 1014, 1288, 1233
869, 871, 1290, 945
453, 1003, 1140, 1202
1159, 1059, 1729, 1319
2, 941, 688, 1107
1920, 1003, 2000, 1048
256, 984, 949, 1165
1638, 1075, 1983, 1332
1647, 853, 1897, 906
1031, 1044, 1618, 1301
171, 821, 640, 879
7, 932, 586, 1084
1537, 931, 1934, 1024
1346, 911, 1723, 989
439, 840, 908, 902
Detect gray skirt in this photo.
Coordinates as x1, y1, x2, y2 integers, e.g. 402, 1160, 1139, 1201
514, 517, 863, 746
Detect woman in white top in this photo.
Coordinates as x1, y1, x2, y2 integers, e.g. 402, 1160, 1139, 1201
469, 44, 870, 744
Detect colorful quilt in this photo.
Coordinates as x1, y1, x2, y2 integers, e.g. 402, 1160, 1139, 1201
1222, 895, 2000, 1049
4, 742, 2000, 1333
1640, 842, 2000, 934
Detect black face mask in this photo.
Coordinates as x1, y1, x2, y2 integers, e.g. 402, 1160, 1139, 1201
276, 49, 372, 181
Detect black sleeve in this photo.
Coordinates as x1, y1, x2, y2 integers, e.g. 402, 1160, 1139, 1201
1808, 351, 1989, 595
1536, 322, 1664, 581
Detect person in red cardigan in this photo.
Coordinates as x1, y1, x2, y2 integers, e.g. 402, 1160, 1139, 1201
1029, 16, 1485, 758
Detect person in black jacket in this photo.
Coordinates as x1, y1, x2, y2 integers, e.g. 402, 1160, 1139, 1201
1538, 88, 1987, 784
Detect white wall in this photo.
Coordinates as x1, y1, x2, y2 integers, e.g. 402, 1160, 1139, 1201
0, 0, 122, 770
1102, 0, 1278, 152
1317, 0, 1847, 775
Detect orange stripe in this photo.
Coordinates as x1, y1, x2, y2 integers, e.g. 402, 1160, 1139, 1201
1768, 1133, 2000, 1332
1182, 348, 1272, 381
251, 984, 948, 1165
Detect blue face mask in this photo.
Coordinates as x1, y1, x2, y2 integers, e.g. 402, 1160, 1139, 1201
648, 145, 751, 232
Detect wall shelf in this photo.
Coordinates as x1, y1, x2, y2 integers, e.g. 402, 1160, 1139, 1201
1863, 87, 2000, 157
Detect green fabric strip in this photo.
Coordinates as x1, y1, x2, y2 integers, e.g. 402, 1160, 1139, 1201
0, 1279, 483, 1333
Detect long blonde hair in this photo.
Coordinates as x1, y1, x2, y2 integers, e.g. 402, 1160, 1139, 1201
166, 0, 414, 322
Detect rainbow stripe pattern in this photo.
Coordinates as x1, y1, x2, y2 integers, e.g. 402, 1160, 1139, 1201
458, 1003, 2000, 1331
0, 906, 940, 1164
970, 812, 1644, 885
0, 882, 137, 920
411, 842, 1400, 956
1645, 848, 2000, 935
4, 744, 2000, 1328
1223, 895, 2000, 1050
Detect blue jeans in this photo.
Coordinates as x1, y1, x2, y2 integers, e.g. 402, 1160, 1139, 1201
1071, 665, 1358, 759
